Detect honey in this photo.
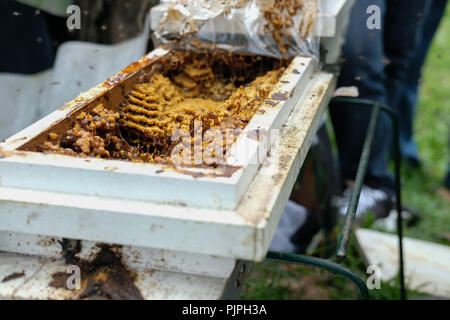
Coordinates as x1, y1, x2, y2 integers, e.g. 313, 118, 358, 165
37, 50, 291, 166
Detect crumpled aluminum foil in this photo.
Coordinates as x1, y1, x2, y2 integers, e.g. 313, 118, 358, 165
153, 0, 320, 59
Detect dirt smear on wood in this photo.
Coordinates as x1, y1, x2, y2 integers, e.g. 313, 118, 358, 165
50, 245, 143, 300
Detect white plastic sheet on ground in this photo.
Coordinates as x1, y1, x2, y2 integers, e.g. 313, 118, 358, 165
269, 200, 308, 253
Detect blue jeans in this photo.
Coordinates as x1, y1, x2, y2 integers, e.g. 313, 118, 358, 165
330, 0, 428, 195
397, 0, 448, 161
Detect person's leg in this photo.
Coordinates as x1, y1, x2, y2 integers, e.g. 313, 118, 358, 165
377, 0, 428, 186
331, 0, 429, 221
331, 0, 392, 192
383, 1, 429, 94
0, 0, 54, 74
397, 81, 420, 163
72, 0, 157, 44
333, 0, 428, 194
396, 0, 448, 163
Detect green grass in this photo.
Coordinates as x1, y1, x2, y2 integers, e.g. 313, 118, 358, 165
402, 4, 450, 244
241, 242, 427, 300
241, 7, 450, 300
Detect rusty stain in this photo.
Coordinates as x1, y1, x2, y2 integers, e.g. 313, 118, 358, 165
104, 55, 161, 89
292, 68, 300, 74
2, 271, 25, 283
0, 146, 29, 159
315, 87, 325, 97
265, 99, 278, 107
149, 223, 164, 232
247, 129, 267, 142
104, 166, 118, 171
173, 165, 241, 179
50, 245, 144, 300
280, 80, 290, 84
104, 73, 129, 88
49, 272, 71, 289
10, 137, 27, 144
37, 238, 57, 247
271, 173, 283, 184
271, 91, 290, 101
172, 168, 205, 179
256, 109, 266, 115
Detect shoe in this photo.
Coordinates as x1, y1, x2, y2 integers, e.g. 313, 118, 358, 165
331, 185, 393, 223
374, 205, 422, 232
391, 202, 422, 226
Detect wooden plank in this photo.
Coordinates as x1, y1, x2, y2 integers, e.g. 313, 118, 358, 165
356, 228, 450, 298
0, 252, 227, 300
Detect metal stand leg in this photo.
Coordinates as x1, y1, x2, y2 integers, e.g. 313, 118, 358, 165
266, 251, 370, 300
331, 97, 405, 300
265, 97, 406, 300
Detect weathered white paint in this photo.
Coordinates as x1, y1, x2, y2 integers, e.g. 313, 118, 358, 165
356, 228, 450, 298
0, 252, 228, 300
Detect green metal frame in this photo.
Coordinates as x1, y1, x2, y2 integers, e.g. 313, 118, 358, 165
266, 97, 406, 300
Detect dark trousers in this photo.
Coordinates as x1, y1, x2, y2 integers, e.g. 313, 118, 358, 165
397, 0, 448, 161
0, 0, 54, 74
330, 0, 428, 195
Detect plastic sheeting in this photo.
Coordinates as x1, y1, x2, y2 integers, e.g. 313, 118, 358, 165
269, 200, 308, 253
153, 0, 320, 59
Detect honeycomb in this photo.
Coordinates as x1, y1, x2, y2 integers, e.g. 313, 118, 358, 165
37, 50, 290, 166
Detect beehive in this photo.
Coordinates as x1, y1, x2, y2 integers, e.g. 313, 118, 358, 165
0, 48, 314, 210
29, 50, 291, 168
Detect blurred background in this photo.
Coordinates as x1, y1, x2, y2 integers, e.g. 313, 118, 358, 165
243, 4, 450, 300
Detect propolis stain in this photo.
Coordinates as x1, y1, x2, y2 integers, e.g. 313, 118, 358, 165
50, 245, 144, 300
